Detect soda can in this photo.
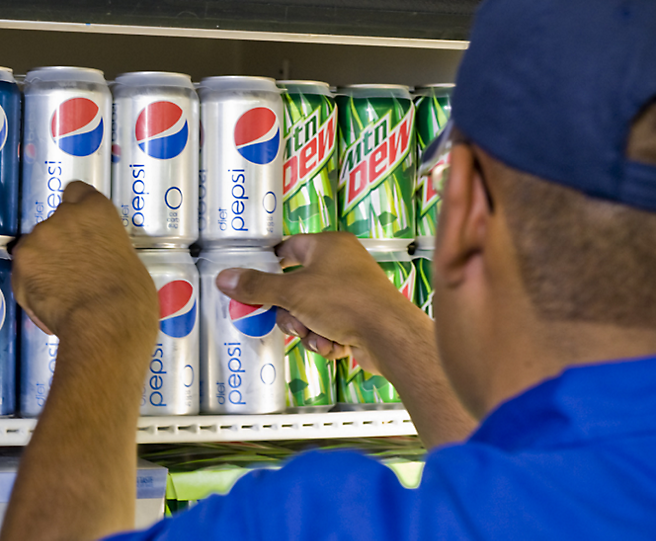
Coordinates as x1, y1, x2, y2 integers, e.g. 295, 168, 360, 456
0, 68, 21, 238
137, 249, 199, 415
285, 335, 336, 412
0, 245, 16, 416
337, 246, 415, 409
277, 80, 338, 235
412, 239, 434, 318
414, 84, 453, 244
336, 85, 416, 249
21, 66, 111, 234
198, 76, 283, 247
198, 247, 285, 414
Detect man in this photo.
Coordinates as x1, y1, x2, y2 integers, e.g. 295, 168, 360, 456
3, 0, 656, 539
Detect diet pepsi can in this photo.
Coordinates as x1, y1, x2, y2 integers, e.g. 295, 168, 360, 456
198, 247, 285, 413
137, 249, 199, 415
198, 76, 283, 247
0, 68, 21, 238
20, 313, 58, 417
0, 246, 16, 416
21, 66, 111, 234
112, 72, 199, 248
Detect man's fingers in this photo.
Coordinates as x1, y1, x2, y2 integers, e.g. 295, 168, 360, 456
276, 309, 309, 339
61, 181, 98, 204
275, 235, 315, 268
216, 268, 291, 308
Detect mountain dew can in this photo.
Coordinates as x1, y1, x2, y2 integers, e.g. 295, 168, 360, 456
337, 247, 415, 409
414, 84, 453, 244
337, 85, 416, 249
278, 81, 338, 235
413, 241, 434, 318
285, 335, 336, 412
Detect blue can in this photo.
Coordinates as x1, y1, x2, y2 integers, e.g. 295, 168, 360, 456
0, 248, 16, 416
0, 68, 21, 238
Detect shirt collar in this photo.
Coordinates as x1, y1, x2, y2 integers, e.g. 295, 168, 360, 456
469, 355, 656, 451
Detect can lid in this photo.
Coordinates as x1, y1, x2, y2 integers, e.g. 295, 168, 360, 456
413, 83, 455, 98
369, 249, 412, 263
337, 84, 412, 100
358, 238, 413, 252
277, 80, 332, 96
198, 76, 281, 94
137, 248, 192, 266
0, 67, 15, 84
25, 66, 106, 85
414, 236, 436, 251
114, 71, 194, 90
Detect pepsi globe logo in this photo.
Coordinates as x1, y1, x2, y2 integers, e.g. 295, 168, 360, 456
0, 106, 8, 154
234, 107, 280, 165
158, 280, 196, 338
229, 299, 277, 338
136, 101, 188, 160
0, 289, 5, 332
111, 143, 121, 163
51, 97, 104, 156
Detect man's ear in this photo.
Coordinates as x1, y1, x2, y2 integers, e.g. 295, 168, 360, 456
434, 144, 492, 287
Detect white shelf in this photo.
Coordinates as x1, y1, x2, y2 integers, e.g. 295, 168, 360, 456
0, 410, 417, 446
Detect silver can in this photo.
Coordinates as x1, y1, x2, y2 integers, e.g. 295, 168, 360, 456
198, 247, 285, 414
138, 249, 200, 415
198, 76, 283, 247
20, 312, 59, 417
112, 72, 199, 248
21, 66, 111, 234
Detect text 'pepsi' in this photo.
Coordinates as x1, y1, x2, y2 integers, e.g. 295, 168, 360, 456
0, 68, 21, 238
21, 66, 111, 234
198, 76, 283, 247
0, 246, 16, 416
137, 249, 200, 415
198, 247, 285, 414
112, 72, 199, 248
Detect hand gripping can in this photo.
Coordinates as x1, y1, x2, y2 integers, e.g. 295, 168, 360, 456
337, 245, 415, 409
285, 335, 336, 412
0, 246, 16, 416
277, 80, 338, 235
0, 68, 21, 238
21, 66, 111, 234
414, 84, 453, 244
137, 249, 200, 415
112, 72, 200, 248
198, 247, 285, 413
198, 77, 283, 247
412, 239, 435, 319
336, 85, 416, 249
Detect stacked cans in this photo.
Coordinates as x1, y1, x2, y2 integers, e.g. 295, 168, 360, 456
112, 71, 200, 416
0, 242, 16, 416
278, 81, 338, 412
20, 66, 111, 417
197, 76, 285, 414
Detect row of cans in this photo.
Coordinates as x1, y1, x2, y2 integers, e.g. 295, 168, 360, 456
0, 66, 451, 247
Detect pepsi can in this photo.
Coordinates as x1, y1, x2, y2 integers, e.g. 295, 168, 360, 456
20, 313, 58, 417
0, 68, 21, 238
0, 246, 16, 416
198, 76, 283, 247
112, 72, 199, 248
21, 66, 111, 234
137, 249, 199, 415
198, 247, 285, 414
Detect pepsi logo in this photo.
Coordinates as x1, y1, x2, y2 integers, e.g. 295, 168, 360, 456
24, 143, 36, 164
234, 107, 280, 165
0, 289, 5, 331
0, 106, 8, 154
229, 299, 276, 338
158, 280, 196, 338
136, 101, 188, 160
51, 98, 104, 157
111, 143, 121, 163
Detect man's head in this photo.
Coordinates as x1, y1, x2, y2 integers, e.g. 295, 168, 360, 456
431, 0, 656, 418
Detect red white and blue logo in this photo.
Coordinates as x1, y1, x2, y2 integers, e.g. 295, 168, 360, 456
51, 98, 104, 156
158, 280, 196, 338
0, 106, 8, 154
229, 300, 277, 338
234, 107, 280, 165
111, 143, 121, 163
136, 101, 188, 160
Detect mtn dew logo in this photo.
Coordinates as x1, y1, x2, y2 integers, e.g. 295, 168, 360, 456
415, 153, 449, 237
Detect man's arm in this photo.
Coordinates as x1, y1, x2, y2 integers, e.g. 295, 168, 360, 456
216, 233, 476, 448
1, 182, 159, 541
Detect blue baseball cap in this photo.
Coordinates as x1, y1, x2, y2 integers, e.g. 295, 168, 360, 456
450, 0, 656, 211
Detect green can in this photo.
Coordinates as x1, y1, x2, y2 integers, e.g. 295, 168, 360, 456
414, 84, 453, 242
279, 81, 338, 235
285, 334, 336, 412
413, 244, 434, 319
337, 247, 416, 409
337, 85, 416, 245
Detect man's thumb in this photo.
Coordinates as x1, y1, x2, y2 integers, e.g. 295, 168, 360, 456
216, 268, 288, 308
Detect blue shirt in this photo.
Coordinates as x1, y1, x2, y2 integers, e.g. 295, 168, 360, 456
108, 357, 656, 540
